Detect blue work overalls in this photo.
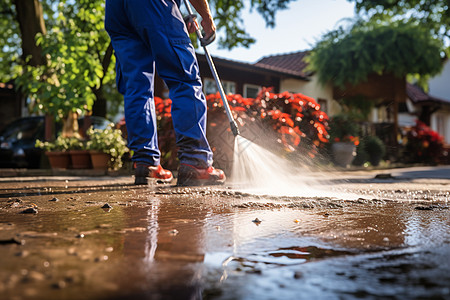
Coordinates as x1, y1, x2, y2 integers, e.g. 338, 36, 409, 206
105, 0, 213, 168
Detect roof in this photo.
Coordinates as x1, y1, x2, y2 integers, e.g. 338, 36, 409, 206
254, 51, 310, 78
406, 83, 450, 106
196, 52, 309, 80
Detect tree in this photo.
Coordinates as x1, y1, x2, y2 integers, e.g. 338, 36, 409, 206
347, 0, 450, 55
309, 19, 444, 88
13, 0, 47, 67
1, 0, 119, 130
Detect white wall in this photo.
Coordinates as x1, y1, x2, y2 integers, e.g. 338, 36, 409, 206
280, 75, 341, 116
430, 109, 450, 144
429, 60, 450, 101
428, 60, 450, 144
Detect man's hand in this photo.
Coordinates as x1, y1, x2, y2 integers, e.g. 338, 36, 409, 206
188, 0, 216, 45
184, 14, 199, 34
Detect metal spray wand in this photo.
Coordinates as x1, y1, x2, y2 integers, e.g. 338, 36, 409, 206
182, 0, 240, 137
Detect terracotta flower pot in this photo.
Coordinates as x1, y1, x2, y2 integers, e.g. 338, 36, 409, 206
46, 151, 71, 169
89, 151, 111, 170
332, 142, 356, 168
69, 150, 92, 169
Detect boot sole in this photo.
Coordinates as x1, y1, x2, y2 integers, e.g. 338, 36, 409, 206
134, 176, 173, 185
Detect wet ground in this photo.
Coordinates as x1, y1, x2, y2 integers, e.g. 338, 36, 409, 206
0, 166, 449, 300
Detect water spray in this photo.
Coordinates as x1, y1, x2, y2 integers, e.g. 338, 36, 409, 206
183, 0, 240, 137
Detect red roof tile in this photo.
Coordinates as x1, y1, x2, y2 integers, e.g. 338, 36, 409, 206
254, 51, 310, 78
406, 83, 450, 105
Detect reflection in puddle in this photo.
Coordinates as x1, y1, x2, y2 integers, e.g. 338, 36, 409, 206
0, 191, 449, 299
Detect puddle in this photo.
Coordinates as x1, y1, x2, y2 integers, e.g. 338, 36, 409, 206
0, 185, 449, 299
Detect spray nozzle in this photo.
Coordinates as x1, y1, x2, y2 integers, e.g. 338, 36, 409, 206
230, 121, 240, 137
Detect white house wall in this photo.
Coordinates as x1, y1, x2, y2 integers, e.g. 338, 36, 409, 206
428, 60, 450, 144
280, 76, 340, 116
429, 60, 450, 100
431, 109, 450, 144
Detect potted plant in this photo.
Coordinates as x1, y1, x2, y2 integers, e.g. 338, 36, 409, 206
332, 135, 360, 167
66, 137, 91, 169
86, 124, 128, 170
35, 135, 71, 169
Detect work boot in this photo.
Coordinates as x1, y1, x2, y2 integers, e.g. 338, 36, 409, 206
134, 163, 173, 185
177, 163, 226, 186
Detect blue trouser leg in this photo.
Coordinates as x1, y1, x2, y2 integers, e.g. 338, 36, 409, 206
105, 0, 213, 168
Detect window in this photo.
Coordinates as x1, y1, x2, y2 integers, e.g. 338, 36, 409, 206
244, 84, 261, 98
203, 78, 236, 95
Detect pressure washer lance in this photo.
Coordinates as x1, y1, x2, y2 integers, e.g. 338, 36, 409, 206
182, 0, 240, 137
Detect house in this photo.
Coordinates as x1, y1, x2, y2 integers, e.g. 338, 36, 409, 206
156, 51, 338, 116
186, 50, 449, 149
403, 83, 450, 144
428, 59, 450, 144
155, 52, 313, 101
254, 51, 338, 116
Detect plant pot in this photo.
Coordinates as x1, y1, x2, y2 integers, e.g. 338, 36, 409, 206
46, 151, 71, 169
90, 151, 111, 170
69, 150, 92, 169
332, 142, 356, 168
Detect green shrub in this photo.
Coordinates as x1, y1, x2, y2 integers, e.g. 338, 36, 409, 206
35, 135, 70, 152
364, 135, 385, 166
86, 124, 129, 170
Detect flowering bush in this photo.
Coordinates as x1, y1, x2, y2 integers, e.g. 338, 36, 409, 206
154, 88, 329, 170
227, 88, 329, 154
403, 120, 445, 164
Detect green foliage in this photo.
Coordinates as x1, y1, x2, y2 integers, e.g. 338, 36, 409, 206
35, 134, 70, 152
1, 0, 119, 120
364, 135, 386, 157
363, 135, 385, 166
86, 124, 129, 170
309, 20, 444, 88
340, 96, 374, 121
352, 135, 386, 166
352, 138, 369, 166
66, 136, 86, 150
36, 134, 88, 151
0, 0, 20, 83
349, 0, 450, 55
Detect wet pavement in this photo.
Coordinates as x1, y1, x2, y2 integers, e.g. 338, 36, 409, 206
0, 166, 449, 300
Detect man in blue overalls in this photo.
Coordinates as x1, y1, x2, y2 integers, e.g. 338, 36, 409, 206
105, 0, 225, 186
